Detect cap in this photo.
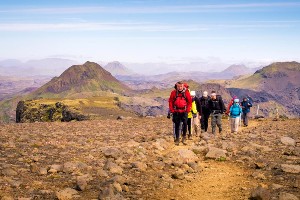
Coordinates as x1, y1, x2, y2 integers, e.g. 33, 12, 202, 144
190, 91, 196, 96
234, 98, 239, 103
203, 91, 208, 97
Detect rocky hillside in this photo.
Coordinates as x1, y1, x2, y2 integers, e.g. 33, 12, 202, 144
228, 62, 300, 117
30, 61, 131, 98
0, 75, 51, 101
0, 117, 299, 199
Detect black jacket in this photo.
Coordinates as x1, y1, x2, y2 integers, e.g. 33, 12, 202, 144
196, 96, 210, 114
208, 95, 226, 114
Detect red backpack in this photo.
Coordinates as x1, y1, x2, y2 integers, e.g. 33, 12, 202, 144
173, 90, 188, 110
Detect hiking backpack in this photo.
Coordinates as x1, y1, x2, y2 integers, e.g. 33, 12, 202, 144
173, 90, 188, 110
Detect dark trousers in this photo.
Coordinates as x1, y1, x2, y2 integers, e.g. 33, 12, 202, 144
187, 118, 192, 135
172, 112, 188, 139
200, 111, 210, 132
242, 112, 249, 126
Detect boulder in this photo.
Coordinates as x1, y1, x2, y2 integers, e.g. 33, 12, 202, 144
205, 147, 227, 160
281, 137, 296, 146
281, 164, 300, 174
279, 192, 299, 200
249, 186, 271, 200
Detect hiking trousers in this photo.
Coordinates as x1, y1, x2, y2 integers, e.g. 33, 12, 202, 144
242, 112, 249, 126
172, 112, 188, 139
200, 111, 210, 132
211, 113, 222, 134
230, 117, 240, 133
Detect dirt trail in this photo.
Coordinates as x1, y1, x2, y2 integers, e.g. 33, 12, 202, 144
154, 123, 260, 200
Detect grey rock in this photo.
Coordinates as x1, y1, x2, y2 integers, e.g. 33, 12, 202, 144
271, 183, 284, 190
281, 164, 300, 174
190, 146, 208, 155
56, 188, 79, 200
131, 162, 147, 172
294, 177, 300, 188
97, 169, 109, 178
63, 161, 88, 174
104, 161, 123, 175
281, 137, 296, 146
76, 174, 92, 191
98, 184, 124, 200
205, 147, 227, 160
102, 147, 121, 159
1, 195, 14, 200
2, 168, 18, 176
252, 171, 267, 180
177, 149, 199, 163
279, 192, 299, 200
171, 169, 185, 180
39, 167, 48, 175
249, 186, 271, 200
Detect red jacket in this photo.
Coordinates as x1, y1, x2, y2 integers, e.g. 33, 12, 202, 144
169, 89, 192, 113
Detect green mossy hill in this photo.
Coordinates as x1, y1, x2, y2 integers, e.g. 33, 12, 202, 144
30, 61, 131, 98
16, 100, 88, 123
229, 61, 300, 90
255, 61, 300, 77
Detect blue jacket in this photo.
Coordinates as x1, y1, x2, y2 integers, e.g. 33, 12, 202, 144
230, 103, 242, 118
241, 100, 252, 113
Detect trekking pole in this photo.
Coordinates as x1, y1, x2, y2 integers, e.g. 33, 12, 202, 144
239, 113, 242, 127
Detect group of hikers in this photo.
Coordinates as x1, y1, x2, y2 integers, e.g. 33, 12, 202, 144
168, 81, 252, 145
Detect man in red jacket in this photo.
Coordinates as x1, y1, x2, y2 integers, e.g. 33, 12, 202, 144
169, 81, 192, 145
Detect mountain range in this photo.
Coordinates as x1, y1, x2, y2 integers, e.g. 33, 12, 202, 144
0, 58, 79, 77
0, 59, 299, 122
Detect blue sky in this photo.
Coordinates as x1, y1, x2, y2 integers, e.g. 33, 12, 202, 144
1, 0, 300, 73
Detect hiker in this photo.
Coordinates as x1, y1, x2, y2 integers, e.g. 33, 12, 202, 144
208, 91, 226, 135
225, 95, 238, 116
187, 91, 199, 139
169, 81, 192, 145
241, 97, 252, 127
196, 91, 210, 133
229, 98, 242, 133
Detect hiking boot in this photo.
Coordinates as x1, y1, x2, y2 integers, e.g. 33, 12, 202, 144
175, 138, 180, 146
188, 134, 192, 140
182, 137, 187, 145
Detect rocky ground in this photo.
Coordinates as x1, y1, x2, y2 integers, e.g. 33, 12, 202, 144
0, 117, 299, 200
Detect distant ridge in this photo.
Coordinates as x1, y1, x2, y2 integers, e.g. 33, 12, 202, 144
104, 61, 136, 76
31, 61, 131, 98
228, 61, 300, 116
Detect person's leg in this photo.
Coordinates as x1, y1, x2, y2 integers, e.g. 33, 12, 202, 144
200, 114, 205, 132
245, 113, 249, 126
242, 113, 246, 126
204, 112, 209, 132
211, 114, 217, 134
181, 112, 188, 144
234, 117, 239, 132
187, 118, 191, 134
173, 113, 180, 145
230, 118, 235, 133
216, 113, 222, 133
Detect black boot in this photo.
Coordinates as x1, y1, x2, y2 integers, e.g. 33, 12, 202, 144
182, 136, 187, 145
